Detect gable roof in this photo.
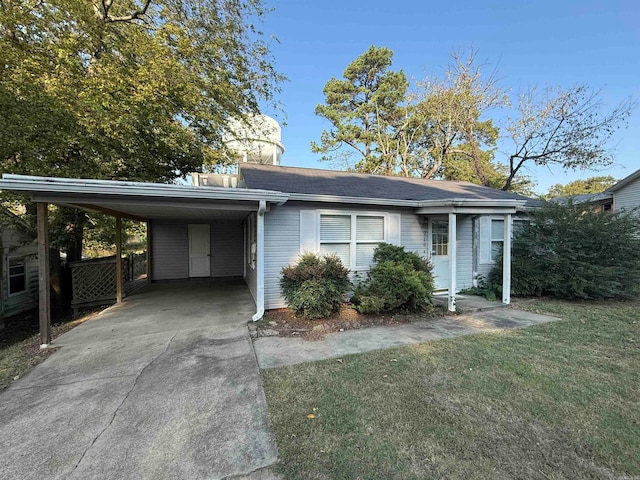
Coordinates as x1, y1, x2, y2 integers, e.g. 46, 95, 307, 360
606, 169, 640, 193
240, 163, 539, 207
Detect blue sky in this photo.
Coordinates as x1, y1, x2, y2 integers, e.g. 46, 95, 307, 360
259, 0, 639, 194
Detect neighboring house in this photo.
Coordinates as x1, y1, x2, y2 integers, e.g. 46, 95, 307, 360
0, 213, 38, 327
551, 169, 640, 213
607, 169, 640, 212
0, 164, 537, 322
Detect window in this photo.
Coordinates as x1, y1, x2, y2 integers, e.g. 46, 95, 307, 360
8, 257, 26, 295
431, 221, 448, 256
319, 214, 385, 269
320, 214, 351, 266
490, 219, 504, 261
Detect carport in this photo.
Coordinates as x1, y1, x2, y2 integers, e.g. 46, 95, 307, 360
0, 174, 289, 345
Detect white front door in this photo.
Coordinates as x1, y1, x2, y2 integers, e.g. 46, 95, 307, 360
430, 220, 449, 290
188, 224, 211, 278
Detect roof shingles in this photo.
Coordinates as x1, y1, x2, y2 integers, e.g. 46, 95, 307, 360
240, 163, 538, 205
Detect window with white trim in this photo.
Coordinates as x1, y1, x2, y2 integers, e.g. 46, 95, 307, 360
8, 257, 26, 295
490, 219, 504, 261
431, 221, 449, 256
319, 214, 385, 269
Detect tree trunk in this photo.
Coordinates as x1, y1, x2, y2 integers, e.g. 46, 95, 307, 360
62, 208, 87, 263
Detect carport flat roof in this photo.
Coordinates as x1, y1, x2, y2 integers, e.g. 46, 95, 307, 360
0, 174, 289, 221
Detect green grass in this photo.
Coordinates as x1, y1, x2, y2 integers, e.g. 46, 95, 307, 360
0, 333, 54, 391
262, 299, 640, 479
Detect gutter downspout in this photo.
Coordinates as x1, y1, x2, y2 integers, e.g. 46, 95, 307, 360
252, 200, 267, 321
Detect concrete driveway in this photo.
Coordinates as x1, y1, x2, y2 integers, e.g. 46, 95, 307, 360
0, 280, 279, 480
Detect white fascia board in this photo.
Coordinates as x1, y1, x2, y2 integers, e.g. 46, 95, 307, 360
0, 174, 289, 203
417, 198, 526, 208
286, 193, 527, 210
287, 193, 419, 208
415, 206, 519, 215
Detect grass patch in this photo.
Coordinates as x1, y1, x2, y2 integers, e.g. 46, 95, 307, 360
0, 309, 101, 391
263, 299, 640, 479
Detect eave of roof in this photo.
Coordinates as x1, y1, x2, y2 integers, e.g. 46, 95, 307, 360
0, 174, 290, 204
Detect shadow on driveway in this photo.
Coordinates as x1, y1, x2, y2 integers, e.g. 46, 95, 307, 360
0, 280, 280, 480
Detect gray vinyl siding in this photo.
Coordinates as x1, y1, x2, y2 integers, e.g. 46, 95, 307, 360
152, 221, 244, 280
401, 213, 428, 258
245, 220, 257, 301
614, 180, 640, 212
456, 216, 473, 290
151, 222, 189, 280
1, 227, 38, 318
264, 204, 300, 309
262, 202, 474, 309
210, 221, 243, 277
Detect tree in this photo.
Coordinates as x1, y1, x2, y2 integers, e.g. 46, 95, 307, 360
503, 85, 634, 191
0, 0, 283, 259
311, 46, 408, 174
489, 201, 640, 299
313, 47, 634, 194
544, 176, 617, 199
311, 47, 533, 194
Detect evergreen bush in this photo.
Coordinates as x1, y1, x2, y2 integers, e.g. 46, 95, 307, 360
352, 243, 434, 314
489, 202, 640, 299
280, 253, 351, 319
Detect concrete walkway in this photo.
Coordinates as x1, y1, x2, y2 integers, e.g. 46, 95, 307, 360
0, 280, 280, 480
254, 307, 559, 369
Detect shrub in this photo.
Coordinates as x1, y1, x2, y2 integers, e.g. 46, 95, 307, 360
280, 253, 351, 319
489, 202, 640, 300
460, 275, 500, 302
352, 243, 434, 314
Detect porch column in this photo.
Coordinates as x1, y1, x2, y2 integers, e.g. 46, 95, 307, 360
115, 216, 123, 303
37, 203, 51, 346
502, 213, 512, 305
252, 201, 266, 321
146, 220, 152, 284
448, 212, 457, 312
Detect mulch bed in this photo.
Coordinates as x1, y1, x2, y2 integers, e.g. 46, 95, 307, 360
259, 304, 444, 341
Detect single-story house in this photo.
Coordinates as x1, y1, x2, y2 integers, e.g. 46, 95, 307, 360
0, 212, 38, 328
0, 164, 538, 343
551, 168, 640, 213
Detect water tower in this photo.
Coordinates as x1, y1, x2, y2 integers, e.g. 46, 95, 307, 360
223, 114, 285, 165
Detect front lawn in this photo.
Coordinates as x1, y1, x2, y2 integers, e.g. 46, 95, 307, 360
262, 300, 640, 479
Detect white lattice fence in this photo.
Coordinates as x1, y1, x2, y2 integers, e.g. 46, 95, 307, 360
70, 257, 118, 309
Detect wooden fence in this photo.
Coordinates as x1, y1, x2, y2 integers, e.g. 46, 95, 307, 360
70, 253, 147, 312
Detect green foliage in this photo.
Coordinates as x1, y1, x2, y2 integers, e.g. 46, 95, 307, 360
280, 253, 351, 319
460, 276, 500, 302
313, 47, 632, 193
311, 45, 408, 174
544, 176, 618, 199
0, 0, 283, 259
489, 202, 640, 299
352, 243, 434, 313
372, 243, 430, 273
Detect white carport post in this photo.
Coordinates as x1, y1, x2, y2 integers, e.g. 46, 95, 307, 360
448, 212, 457, 312
252, 200, 266, 321
502, 213, 512, 305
